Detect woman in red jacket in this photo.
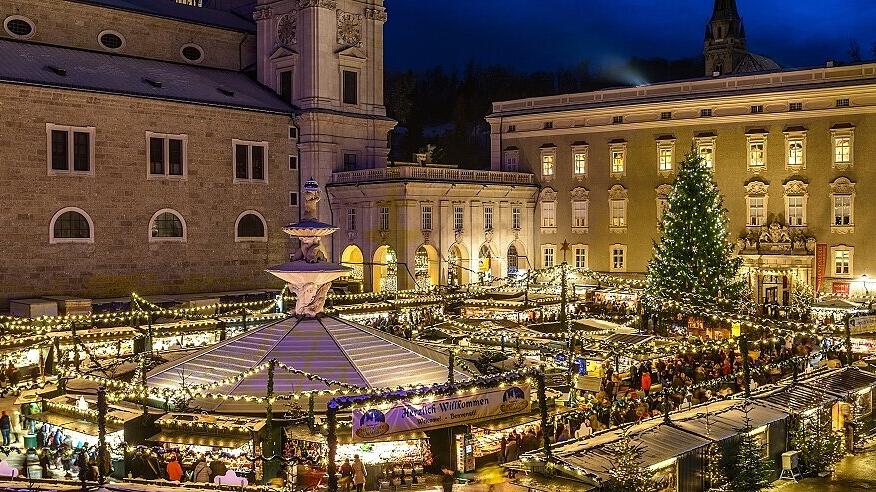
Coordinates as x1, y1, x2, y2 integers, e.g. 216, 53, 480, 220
641, 371, 652, 396
166, 455, 184, 482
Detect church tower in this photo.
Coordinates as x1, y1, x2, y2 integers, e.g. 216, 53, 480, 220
704, 0, 747, 75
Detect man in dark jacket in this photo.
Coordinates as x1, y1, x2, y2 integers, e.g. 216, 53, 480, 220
209, 456, 228, 481
0, 411, 11, 446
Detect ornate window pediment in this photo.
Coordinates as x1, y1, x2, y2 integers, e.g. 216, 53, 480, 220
570, 187, 590, 200
608, 184, 628, 200
830, 177, 856, 195
744, 180, 769, 196
830, 177, 856, 234
539, 187, 558, 202
608, 185, 628, 233
655, 184, 673, 218
830, 124, 855, 170
783, 180, 808, 227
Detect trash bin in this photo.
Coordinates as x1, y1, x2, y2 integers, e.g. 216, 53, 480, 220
23, 434, 37, 449
25, 448, 41, 479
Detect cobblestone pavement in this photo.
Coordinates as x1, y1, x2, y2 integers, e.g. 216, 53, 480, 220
769, 444, 876, 492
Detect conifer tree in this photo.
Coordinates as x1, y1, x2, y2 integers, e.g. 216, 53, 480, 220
727, 408, 774, 491
647, 150, 743, 307
603, 432, 654, 492
790, 407, 845, 475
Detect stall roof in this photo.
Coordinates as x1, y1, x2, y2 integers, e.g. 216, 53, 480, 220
670, 400, 788, 442
799, 367, 876, 396
29, 412, 124, 436
148, 431, 249, 450
471, 408, 573, 432
283, 425, 427, 445
749, 382, 840, 414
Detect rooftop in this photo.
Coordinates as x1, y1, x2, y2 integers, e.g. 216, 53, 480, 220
71, 0, 256, 33
330, 164, 536, 186
0, 39, 294, 114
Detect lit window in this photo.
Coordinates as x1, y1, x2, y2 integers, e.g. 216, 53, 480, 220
657, 141, 674, 173
541, 153, 555, 176
378, 206, 390, 231
747, 197, 765, 226
836, 98, 850, 108
786, 135, 805, 168
832, 131, 853, 168
503, 149, 519, 171
747, 135, 766, 169
610, 245, 627, 272
833, 195, 852, 226
750, 105, 763, 114
149, 209, 186, 241
610, 199, 626, 228
786, 196, 805, 226
573, 151, 587, 176
484, 206, 493, 230
699, 143, 714, 168
542, 245, 555, 268
454, 206, 464, 232
421, 205, 432, 231
47, 124, 94, 175
573, 245, 588, 269
235, 211, 267, 241
147, 133, 186, 177
347, 208, 356, 231
541, 201, 556, 228
49, 207, 94, 244
232, 140, 268, 182
833, 248, 851, 277
511, 207, 521, 230
610, 145, 626, 176
572, 200, 588, 229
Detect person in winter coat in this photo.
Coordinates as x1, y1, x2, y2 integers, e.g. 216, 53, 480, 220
641, 371, 652, 396
166, 455, 183, 482
0, 411, 11, 446
339, 458, 353, 492
209, 456, 228, 481
142, 452, 160, 480
351, 455, 367, 492
193, 458, 210, 483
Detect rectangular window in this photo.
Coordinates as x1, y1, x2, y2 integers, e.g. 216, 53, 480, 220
789, 102, 802, 111
543, 121, 553, 129
611, 246, 626, 271
658, 147, 673, 172
788, 138, 804, 166
698, 143, 714, 168
342, 70, 358, 105
749, 142, 765, 168
279, 70, 293, 103
422, 205, 433, 231
611, 150, 625, 174
834, 136, 851, 164
343, 153, 358, 171
289, 155, 298, 170
573, 151, 587, 175
484, 206, 493, 230
543, 246, 555, 268
612, 115, 623, 124
289, 192, 299, 206
787, 196, 805, 226
833, 195, 852, 225
454, 206, 464, 232
507, 124, 516, 133
512, 207, 521, 230
572, 201, 588, 228
700, 108, 712, 117
751, 105, 763, 114
288, 126, 298, 139
503, 150, 519, 171
836, 98, 850, 108
748, 197, 765, 226
541, 153, 554, 176
835, 250, 850, 275
347, 208, 356, 231
378, 206, 390, 231
660, 111, 672, 120
574, 246, 588, 269
610, 199, 626, 228
541, 202, 556, 228
47, 125, 94, 174
147, 133, 186, 177
232, 140, 268, 182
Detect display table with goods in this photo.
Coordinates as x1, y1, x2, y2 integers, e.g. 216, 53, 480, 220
147, 413, 265, 483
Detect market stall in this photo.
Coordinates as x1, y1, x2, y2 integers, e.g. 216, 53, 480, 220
147, 413, 264, 483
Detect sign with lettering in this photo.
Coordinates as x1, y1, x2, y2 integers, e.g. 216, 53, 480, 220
816, 243, 827, 293
850, 316, 876, 335
833, 282, 850, 296
351, 384, 531, 441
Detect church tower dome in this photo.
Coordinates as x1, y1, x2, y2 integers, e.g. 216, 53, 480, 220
704, 0, 747, 75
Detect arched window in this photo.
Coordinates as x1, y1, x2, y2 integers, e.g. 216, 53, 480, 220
507, 245, 519, 275
149, 209, 186, 242
49, 207, 94, 244
235, 211, 267, 242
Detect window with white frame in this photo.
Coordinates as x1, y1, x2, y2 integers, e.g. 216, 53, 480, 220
542, 244, 555, 268
610, 199, 626, 228
572, 200, 588, 230
747, 196, 766, 226
784, 130, 806, 169
656, 138, 675, 174
572, 145, 588, 177
47, 124, 95, 175
347, 208, 357, 231
696, 137, 716, 169
831, 246, 853, 277
831, 126, 854, 169
541, 149, 555, 177
747, 135, 766, 170
483, 205, 493, 230
378, 206, 390, 231
421, 204, 432, 231
609, 142, 626, 177
830, 177, 855, 232
147, 132, 187, 177
511, 206, 521, 230
235, 211, 267, 242
49, 207, 94, 244
454, 205, 464, 232
573, 244, 588, 269
541, 201, 556, 228
503, 149, 519, 171
610, 244, 627, 272
233, 140, 268, 182
783, 180, 808, 227
149, 209, 186, 242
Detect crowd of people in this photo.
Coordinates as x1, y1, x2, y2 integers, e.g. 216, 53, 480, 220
128, 449, 235, 484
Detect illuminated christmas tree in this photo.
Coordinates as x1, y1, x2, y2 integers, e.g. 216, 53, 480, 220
603, 432, 654, 492
790, 407, 845, 475
727, 409, 774, 491
647, 150, 743, 307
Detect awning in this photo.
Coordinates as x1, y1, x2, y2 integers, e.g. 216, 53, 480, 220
751, 383, 840, 414
800, 367, 876, 397
284, 425, 428, 445
28, 412, 123, 436
671, 400, 788, 442
148, 431, 250, 450
471, 409, 573, 433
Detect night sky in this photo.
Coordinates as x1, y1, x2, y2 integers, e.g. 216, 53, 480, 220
384, 0, 876, 74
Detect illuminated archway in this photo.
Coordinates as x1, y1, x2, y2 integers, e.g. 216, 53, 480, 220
507, 245, 519, 275
506, 240, 528, 276
372, 245, 398, 292
478, 244, 493, 281
447, 243, 470, 286
340, 244, 364, 282
414, 244, 440, 290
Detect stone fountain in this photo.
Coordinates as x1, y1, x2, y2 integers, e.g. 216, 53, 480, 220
266, 178, 350, 317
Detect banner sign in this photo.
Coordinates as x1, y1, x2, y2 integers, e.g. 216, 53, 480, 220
815, 243, 827, 293
850, 315, 876, 335
352, 384, 531, 442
